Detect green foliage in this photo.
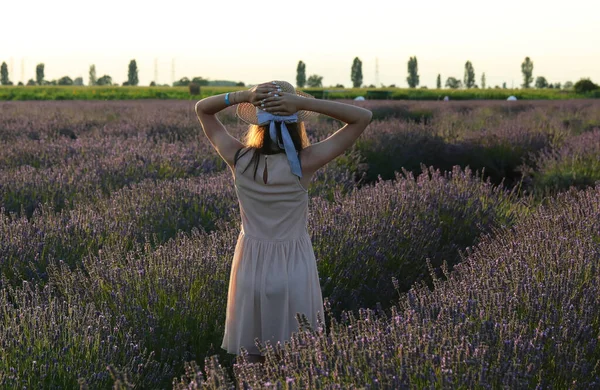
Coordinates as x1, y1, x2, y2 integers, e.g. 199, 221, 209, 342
296, 60, 306, 88
58, 76, 73, 86
36, 63, 45, 85
351, 57, 363, 88
128, 59, 139, 86
73, 77, 83, 86
0, 62, 9, 85
445, 77, 462, 89
191, 77, 209, 86
307, 74, 323, 87
535, 76, 548, 89
407, 56, 419, 88
574, 78, 599, 93
481, 72, 486, 89
96, 75, 112, 86
436, 74, 441, 89
521, 56, 534, 88
464, 61, 475, 88
0, 85, 591, 102
173, 77, 190, 87
89, 64, 97, 86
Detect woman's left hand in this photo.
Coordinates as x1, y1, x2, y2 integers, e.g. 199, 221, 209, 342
247, 82, 281, 106
260, 92, 304, 116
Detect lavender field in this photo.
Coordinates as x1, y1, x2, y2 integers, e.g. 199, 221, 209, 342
1, 99, 599, 389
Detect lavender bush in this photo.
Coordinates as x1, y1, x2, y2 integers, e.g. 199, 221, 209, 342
522, 129, 600, 196
0, 277, 167, 388
47, 227, 240, 387
176, 184, 600, 389
0, 173, 237, 284
310, 165, 522, 318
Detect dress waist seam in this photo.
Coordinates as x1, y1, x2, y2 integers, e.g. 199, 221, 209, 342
240, 230, 309, 243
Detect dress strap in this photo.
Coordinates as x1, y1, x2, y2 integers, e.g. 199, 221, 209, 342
234, 147, 245, 168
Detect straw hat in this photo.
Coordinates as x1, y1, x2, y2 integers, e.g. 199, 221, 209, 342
236, 80, 317, 125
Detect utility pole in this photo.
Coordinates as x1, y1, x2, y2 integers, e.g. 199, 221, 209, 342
154, 58, 158, 85
171, 58, 175, 86
9, 57, 14, 82
375, 57, 380, 87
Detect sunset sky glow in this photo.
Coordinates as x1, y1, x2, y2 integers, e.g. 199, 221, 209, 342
3, 0, 599, 88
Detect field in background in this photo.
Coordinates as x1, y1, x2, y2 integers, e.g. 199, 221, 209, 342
1, 84, 599, 101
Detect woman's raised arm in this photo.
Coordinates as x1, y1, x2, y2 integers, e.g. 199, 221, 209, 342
262, 93, 373, 174
194, 83, 280, 168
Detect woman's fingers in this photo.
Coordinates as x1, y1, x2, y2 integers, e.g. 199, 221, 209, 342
252, 95, 283, 107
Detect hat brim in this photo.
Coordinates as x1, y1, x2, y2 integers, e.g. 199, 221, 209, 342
236, 84, 318, 125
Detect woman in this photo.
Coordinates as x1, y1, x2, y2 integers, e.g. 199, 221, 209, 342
195, 81, 372, 365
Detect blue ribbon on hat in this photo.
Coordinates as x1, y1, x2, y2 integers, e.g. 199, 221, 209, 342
256, 109, 302, 178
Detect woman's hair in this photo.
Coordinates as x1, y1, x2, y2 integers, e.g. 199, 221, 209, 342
234, 121, 310, 180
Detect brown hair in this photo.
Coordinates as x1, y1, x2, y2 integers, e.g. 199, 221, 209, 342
234, 121, 310, 180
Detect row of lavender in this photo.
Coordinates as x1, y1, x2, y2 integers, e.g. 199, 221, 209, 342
1, 100, 599, 218
1, 100, 599, 387
3, 179, 598, 388
0, 167, 521, 388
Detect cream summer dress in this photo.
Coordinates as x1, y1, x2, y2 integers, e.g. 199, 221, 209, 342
221, 147, 325, 356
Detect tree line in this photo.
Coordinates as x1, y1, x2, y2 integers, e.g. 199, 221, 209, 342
1, 57, 598, 93
0, 59, 245, 88
295, 56, 599, 92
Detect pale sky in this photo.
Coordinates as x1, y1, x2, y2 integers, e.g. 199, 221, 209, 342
2, 0, 599, 88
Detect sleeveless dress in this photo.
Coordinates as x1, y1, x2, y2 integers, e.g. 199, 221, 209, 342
221, 148, 325, 356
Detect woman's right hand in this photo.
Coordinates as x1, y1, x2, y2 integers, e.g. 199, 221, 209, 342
247, 82, 281, 106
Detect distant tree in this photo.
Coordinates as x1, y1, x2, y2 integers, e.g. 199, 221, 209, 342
73, 77, 84, 86
563, 81, 573, 90
481, 72, 486, 89
334, 84, 345, 88
296, 60, 306, 88
555, 82, 562, 90
173, 77, 190, 87
236, 81, 245, 87
1, 62, 10, 85
36, 63, 45, 85
58, 76, 73, 85
17, 81, 23, 86
96, 75, 112, 86
445, 77, 462, 89
307, 74, 323, 87
351, 57, 363, 88
89, 65, 97, 86
150, 81, 156, 86
26, 79, 36, 86
436, 74, 441, 89
464, 61, 475, 88
367, 84, 376, 88
502, 82, 507, 89
122, 81, 130, 86
127, 60, 139, 86
521, 57, 534, 88
388, 84, 396, 88
406, 56, 419, 88
191, 76, 209, 86
535, 76, 548, 89
574, 78, 599, 93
